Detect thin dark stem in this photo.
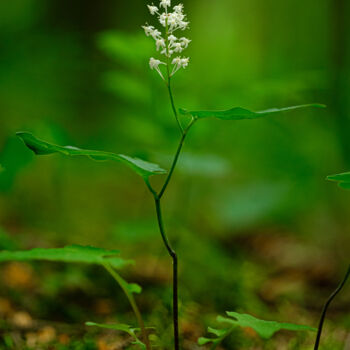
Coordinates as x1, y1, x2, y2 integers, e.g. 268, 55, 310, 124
154, 198, 179, 350
158, 118, 196, 199
142, 118, 195, 350
314, 264, 350, 350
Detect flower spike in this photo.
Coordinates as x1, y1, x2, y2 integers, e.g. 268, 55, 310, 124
142, 1, 191, 79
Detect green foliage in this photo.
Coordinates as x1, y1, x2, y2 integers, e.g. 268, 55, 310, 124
198, 311, 316, 348
0, 245, 133, 269
16, 132, 166, 179
327, 172, 350, 190
86, 322, 147, 350
179, 104, 325, 120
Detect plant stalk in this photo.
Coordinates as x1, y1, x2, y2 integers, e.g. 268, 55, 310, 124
158, 118, 196, 199
167, 77, 183, 134
154, 198, 179, 350
145, 31, 196, 348
314, 264, 350, 350
103, 262, 151, 350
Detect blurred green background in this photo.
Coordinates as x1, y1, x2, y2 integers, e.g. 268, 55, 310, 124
1, 0, 350, 349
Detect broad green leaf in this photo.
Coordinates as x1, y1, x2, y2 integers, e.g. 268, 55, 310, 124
0, 245, 133, 270
223, 312, 316, 339
16, 132, 167, 179
179, 104, 326, 120
327, 172, 350, 190
199, 312, 316, 347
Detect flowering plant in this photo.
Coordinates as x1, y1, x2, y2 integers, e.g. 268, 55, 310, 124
3, 0, 334, 349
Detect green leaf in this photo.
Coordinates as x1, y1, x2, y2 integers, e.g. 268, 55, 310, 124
86, 322, 137, 335
208, 327, 228, 337
327, 172, 350, 190
198, 337, 216, 346
16, 132, 166, 179
127, 283, 142, 294
86, 322, 147, 350
223, 312, 316, 339
198, 326, 232, 346
0, 245, 133, 270
179, 104, 326, 120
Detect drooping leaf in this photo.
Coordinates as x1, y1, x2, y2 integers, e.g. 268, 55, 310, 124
179, 104, 326, 120
327, 172, 350, 190
86, 322, 147, 350
86, 322, 137, 336
16, 132, 167, 179
0, 245, 133, 269
223, 312, 316, 339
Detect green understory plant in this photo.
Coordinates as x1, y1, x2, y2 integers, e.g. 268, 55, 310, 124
198, 312, 316, 349
3, 0, 326, 349
0, 245, 151, 349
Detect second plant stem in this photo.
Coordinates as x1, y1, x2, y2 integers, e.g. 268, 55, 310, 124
103, 262, 151, 350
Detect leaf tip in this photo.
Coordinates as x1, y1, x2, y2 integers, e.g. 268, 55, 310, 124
313, 103, 327, 109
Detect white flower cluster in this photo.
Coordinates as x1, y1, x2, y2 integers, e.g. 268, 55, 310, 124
142, 0, 191, 80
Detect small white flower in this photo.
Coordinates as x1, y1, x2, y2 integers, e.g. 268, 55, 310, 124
172, 57, 182, 65
160, 0, 171, 9
178, 21, 189, 30
147, 5, 158, 15
156, 38, 166, 51
180, 37, 191, 48
161, 48, 174, 56
142, 25, 155, 36
173, 4, 184, 13
168, 34, 177, 43
172, 42, 183, 53
171, 56, 189, 75
159, 12, 167, 27
151, 28, 162, 39
168, 16, 177, 29
149, 57, 166, 80
174, 12, 185, 22
180, 57, 189, 68
150, 57, 164, 69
